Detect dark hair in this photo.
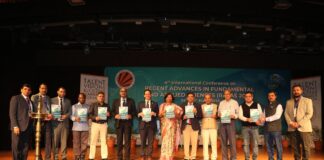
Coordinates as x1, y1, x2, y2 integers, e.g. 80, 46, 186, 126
164, 92, 174, 102
79, 92, 86, 98
97, 91, 105, 96
244, 91, 254, 96
21, 83, 31, 89
268, 91, 277, 96
57, 86, 66, 91
39, 83, 47, 88
144, 89, 152, 94
224, 89, 232, 94
292, 84, 303, 90
186, 92, 195, 97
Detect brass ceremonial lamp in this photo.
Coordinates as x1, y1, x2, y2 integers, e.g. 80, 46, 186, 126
31, 96, 48, 160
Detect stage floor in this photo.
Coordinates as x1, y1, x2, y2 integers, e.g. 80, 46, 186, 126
0, 146, 323, 160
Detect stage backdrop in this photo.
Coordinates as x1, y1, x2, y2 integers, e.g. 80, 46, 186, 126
104, 67, 291, 135
80, 74, 108, 104
291, 76, 322, 141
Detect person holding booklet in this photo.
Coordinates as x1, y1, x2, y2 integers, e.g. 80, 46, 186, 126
137, 89, 159, 160
218, 89, 239, 160
112, 87, 137, 160
201, 93, 218, 160
159, 92, 183, 160
180, 92, 203, 160
238, 91, 263, 160
71, 93, 90, 160
260, 91, 283, 160
51, 87, 72, 160
31, 83, 53, 160
88, 91, 110, 160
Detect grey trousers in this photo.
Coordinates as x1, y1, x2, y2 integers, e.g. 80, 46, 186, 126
73, 131, 89, 157
52, 122, 69, 160
289, 131, 312, 160
220, 122, 237, 160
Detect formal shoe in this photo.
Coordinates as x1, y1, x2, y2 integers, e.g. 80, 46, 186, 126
102, 159, 107, 160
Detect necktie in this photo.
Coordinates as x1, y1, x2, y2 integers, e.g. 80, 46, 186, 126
60, 98, 64, 115
26, 97, 32, 113
123, 99, 126, 106
146, 101, 149, 108
187, 103, 192, 124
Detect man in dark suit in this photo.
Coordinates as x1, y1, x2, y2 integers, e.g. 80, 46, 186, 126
9, 83, 35, 160
137, 89, 159, 160
31, 83, 53, 160
51, 87, 71, 160
180, 92, 202, 160
112, 87, 137, 160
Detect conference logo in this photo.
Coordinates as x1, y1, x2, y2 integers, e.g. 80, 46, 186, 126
115, 69, 135, 89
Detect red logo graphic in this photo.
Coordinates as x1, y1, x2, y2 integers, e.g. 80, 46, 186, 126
115, 70, 135, 89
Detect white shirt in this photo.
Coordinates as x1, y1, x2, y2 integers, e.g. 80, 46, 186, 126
239, 101, 262, 122
265, 104, 283, 122
120, 97, 127, 107
145, 100, 151, 108
218, 99, 239, 119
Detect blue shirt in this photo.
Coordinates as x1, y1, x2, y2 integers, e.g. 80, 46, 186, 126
71, 102, 89, 131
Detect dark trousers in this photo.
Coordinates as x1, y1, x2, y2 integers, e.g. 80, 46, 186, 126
38, 121, 52, 160
288, 131, 312, 160
11, 125, 32, 160
72, 131, 88, 159
116, 122, 131, 160
264, 131, 282, 160
139, 124, 155, 157
220, 122, 237, 160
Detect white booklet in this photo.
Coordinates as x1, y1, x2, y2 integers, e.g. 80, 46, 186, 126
185, 105, 194, 118
221, 110, 231, 123
204, 105, 213, 117
165, 105, 175, 118
142, 108, 151, 122
250, 109, 260, 122
98, 107, 107, 120
51, 104, 61, 119
77, 108, 88, 122
119, 106, 128, 120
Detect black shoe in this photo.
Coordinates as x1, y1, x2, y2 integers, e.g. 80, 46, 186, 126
102, 159, 107, 160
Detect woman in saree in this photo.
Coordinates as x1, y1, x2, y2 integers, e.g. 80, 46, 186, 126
159, 92, 183, 160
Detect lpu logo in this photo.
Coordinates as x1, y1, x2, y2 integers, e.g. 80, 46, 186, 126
115, 69, 135, 89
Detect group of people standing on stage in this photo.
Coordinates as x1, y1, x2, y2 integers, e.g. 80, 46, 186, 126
10, 83, 313, 160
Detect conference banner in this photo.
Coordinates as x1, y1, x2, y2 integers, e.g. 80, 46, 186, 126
104, 67, 291, 135
80, 74, 109, 104
291, 76, 322, 141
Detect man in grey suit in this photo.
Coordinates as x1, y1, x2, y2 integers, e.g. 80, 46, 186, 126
31, 83, 53, 160
51, 87, 72, 160
9, 84, 35, 160
285, 84, 313, 160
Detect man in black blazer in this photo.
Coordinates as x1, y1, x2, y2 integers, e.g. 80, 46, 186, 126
9, 83, 35, 160
137, 89, 159, 160
180, 92, 202, 160
31, 83, 53, 160
51, 87, 71, 160
112, 87, 137, 160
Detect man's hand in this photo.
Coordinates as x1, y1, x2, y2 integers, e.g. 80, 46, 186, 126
247, 118, 253, 123
61, 115, 67, 120
255, 120, 261, 126
212, 114, 217, 118
106, 112, 110, 117
183, 115, 188, 120
127, 114, 132, 119
150, 112, 156, 116
115, 114, 120, 119
218, 113, 222, 117
75, 117, 81, 122
260, 117, 266, 123
95, 116, 100, 121
192, 108, 197, 114
230, 114, 236, 119
13, 127, 20, 136
138, 112, 144, 118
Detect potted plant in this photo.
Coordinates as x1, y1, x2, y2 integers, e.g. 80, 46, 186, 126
131, 135, 137, 150
153, 135, 159, 149
313, 128, 322, 151
236, 135, 243, 149
282, 135, 289, 148
107, 136, 116, 148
